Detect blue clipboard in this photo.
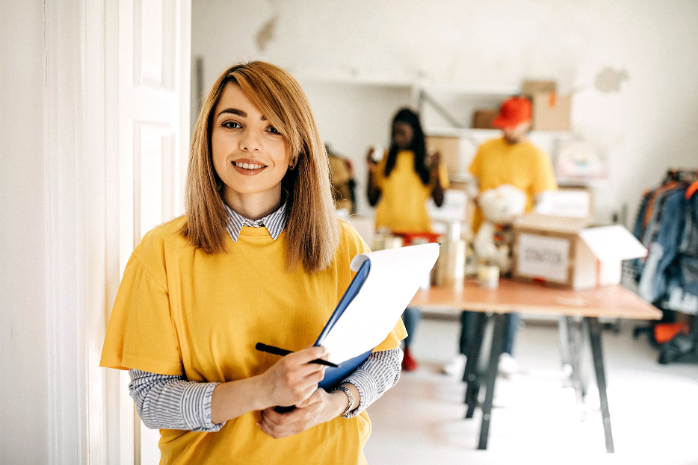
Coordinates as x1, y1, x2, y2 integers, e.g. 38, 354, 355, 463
315, 259, 373, 390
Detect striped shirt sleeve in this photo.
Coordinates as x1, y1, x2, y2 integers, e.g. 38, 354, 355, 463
340, 347, 403, 418
127, 347, 402, 428
128, 369, 224, 432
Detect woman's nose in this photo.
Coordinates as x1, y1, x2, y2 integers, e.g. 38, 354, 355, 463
240, 129, 261, 152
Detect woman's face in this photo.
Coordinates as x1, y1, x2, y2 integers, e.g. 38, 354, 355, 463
211, 83, 291, 208
392, 121, 414, 150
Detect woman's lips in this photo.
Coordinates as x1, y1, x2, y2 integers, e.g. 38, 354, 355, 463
232, 159, 266, 175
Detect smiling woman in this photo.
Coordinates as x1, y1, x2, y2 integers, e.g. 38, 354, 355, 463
183, 62, 337, 271
99, 61, 406, 465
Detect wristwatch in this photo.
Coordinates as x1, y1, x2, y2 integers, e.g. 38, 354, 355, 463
332, 385, 354, 417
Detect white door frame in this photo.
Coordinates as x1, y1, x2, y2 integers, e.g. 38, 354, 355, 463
43, 1, 190, 463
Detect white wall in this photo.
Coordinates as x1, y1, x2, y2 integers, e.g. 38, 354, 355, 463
0, 0, 50, 463
192, 0, 698, 224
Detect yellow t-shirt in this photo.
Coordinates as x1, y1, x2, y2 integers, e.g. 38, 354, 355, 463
373, 150, 450, 233
469, 138, 557, 231
100, 216, 406, 465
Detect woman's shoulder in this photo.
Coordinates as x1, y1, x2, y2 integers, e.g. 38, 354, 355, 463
336, 218, 371, 255
134, 216, 189, 261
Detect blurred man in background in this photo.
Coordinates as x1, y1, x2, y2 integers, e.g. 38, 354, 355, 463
443, 96, 558, 377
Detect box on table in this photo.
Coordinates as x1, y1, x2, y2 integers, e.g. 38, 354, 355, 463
427, 189, 468, 223
512, 213, 647, 290
535, 186, 593, 218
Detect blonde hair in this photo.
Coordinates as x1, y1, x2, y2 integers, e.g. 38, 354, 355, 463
181, 61, 338, 273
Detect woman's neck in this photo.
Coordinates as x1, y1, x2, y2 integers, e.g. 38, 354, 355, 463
224, 188, 283, 221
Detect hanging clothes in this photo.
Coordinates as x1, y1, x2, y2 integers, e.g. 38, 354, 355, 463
632, 169, 698, 315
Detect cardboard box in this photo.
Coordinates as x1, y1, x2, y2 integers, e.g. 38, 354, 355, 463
522, 80, 557, 99
512, 214, 647, 289
535, 187, 593, 218
471, 109, 498, 129
531, 92, 571, 131
425, 135, 460, 176
427, 189, 468, 223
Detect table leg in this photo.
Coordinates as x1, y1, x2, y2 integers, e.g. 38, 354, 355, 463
558, 315, 572, 369
478, 312, 510, 450
564, 316, 585, 406
586, 316, 615, 453
463, 312, 488, 418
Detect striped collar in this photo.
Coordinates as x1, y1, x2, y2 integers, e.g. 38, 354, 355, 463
223, 201, 287, 243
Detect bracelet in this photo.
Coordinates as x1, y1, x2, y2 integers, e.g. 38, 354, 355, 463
331, 385, 354, 417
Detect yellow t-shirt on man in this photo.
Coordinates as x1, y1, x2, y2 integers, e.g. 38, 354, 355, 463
469, 138, 557, 231
373, 150, 449, 233
100, 216, 406, 465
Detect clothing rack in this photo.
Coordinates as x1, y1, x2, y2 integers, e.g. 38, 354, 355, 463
662, 167, 698, 184
630, 168, 698, 364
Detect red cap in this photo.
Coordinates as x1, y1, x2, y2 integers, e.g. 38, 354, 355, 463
492, 97, 532, 129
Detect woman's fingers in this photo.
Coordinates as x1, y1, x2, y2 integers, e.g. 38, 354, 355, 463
264, 345, 329, 406
258, 405, 313, 439
290, 345, 328, 362
278, 346, 327, 381
258, 389, 333, 439
258, 408, 302, 439
295, 389, 323, 409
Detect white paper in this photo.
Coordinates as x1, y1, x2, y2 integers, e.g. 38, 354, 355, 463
321, 243, 440, 364
534, 190, 591, 218
426, 189, 467, 222
578, 225, 648, 261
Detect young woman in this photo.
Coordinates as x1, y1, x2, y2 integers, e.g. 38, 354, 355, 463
366, 108, 449, 371
100, 61, 405, 464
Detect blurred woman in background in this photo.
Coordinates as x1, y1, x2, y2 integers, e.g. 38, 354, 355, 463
366, 108, 449, 371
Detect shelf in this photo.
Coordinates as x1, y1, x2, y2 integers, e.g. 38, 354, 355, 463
295, 73, 415, 89
296, 73, 518, 95
425, 127, 571, 138
417, 83, 518, 97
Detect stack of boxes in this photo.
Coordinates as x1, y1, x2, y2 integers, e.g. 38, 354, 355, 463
521, 80, 572, 132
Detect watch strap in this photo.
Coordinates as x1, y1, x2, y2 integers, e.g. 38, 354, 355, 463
332, 385, 354, 417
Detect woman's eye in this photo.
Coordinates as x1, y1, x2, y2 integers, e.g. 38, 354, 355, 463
267, 126, 281, 135
222, 121, 241, 129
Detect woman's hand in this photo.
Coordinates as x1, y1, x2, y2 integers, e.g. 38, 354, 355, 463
257, 388, 346, 439
366, 147, 382, 206
429, 150, 445, 207
366, 147, 378, 174
210, 345, 328, 424
259, 345, 329, 409
428, 150, 442, 172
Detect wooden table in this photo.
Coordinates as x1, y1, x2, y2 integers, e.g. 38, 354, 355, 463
410, 279, 662, 453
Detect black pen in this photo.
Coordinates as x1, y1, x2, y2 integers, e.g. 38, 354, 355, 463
255, 342, 339, 368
